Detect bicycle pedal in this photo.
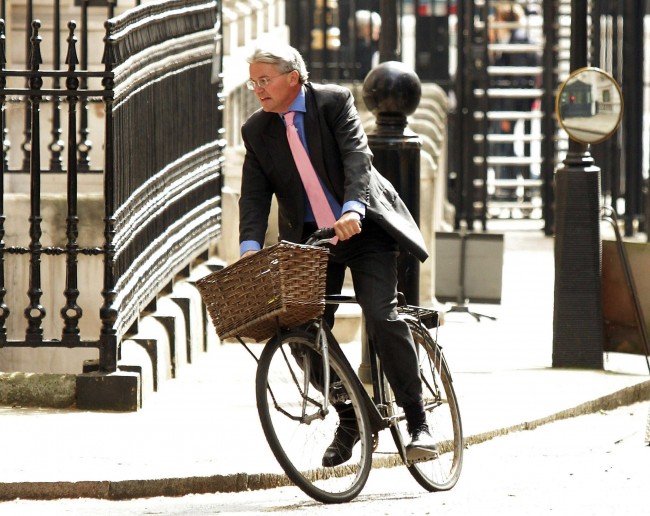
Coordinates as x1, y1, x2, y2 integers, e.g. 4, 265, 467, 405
405, 448, 440, 465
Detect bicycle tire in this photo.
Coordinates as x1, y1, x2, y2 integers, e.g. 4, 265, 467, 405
255, 329, 373, 503
389, 320, 464, 491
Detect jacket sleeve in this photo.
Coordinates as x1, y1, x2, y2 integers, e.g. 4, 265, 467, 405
239, 122, 273, 247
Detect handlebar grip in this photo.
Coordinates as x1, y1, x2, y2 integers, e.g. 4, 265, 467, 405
314, 228, 335, 239
304, 227, 335, 246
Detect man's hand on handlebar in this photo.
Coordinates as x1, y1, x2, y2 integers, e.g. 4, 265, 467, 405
244, 212, 363, 252
334, 211, 362, 242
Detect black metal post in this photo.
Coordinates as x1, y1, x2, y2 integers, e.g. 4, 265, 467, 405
62, 22, 82, 344
609, 1, 623, 209
362, 61, 422, 304
450, 0, 467, 229
49, 0, 64, 171
357, 61, 422, 383
99, 21, 118, 373
378, 0, 399, 62
622, 0, 643, 236
320, 0, 329, 80
78, 0, 92, 171
414, 0, 450, 87
0, 19, 8, 340
590, 0, 620, 213
25, 20, 45, 344
552, 0, 604, 369
0, 2, 8, 171
21, 0, 34, 171
541, 0, 558, 235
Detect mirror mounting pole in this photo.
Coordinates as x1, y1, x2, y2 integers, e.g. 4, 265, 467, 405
552, 0, 604, 370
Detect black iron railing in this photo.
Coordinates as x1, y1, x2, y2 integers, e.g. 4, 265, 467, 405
0, 18, 110, 350
0, 0, 224, 372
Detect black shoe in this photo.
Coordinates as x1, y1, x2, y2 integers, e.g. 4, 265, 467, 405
406, 424, 439, 462
322, 416, 360, 467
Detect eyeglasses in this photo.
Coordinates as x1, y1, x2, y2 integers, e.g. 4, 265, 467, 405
246, 72, 291, 91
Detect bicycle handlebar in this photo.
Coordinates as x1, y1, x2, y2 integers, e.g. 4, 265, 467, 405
304, 227, 336, 247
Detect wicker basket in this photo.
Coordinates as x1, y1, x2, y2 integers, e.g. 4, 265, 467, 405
196, 241, 329, 342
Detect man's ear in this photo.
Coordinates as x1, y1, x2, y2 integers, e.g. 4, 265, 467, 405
289, 70, 300, 86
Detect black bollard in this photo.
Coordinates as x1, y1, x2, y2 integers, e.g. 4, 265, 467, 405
552, 147, 604, 369
355, 62, 423, 385
362, 61, 423, 305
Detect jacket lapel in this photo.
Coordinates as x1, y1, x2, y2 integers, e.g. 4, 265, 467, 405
303, 85, 332, 191
262, 113, 297, 179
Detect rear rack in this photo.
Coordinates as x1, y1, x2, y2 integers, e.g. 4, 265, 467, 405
397, 306, 439, 329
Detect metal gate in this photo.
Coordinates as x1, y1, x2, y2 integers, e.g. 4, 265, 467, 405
452, 0, 556, 231
452, 0, 647, 236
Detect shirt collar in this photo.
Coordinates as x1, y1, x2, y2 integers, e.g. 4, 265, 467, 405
287, 85, 306, 114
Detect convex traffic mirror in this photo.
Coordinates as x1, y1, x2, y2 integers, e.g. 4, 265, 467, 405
556, 67, 624, 145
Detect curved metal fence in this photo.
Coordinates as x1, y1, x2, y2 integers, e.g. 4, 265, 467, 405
0, 0, 224, 373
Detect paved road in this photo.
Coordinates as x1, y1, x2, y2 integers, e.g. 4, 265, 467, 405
2, 401, 648, 515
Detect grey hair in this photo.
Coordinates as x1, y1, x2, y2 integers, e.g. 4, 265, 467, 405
247, 44, 309, 83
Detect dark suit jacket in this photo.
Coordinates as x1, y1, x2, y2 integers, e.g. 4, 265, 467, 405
239, 82, 428, 262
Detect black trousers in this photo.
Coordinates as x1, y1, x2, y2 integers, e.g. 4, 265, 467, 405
302, 220, 423, 407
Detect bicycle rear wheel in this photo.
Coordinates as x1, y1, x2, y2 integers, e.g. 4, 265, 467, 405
256, 329, 373, 503
389, 320, 464, 491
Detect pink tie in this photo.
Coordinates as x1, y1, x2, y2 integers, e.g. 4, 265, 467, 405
284, 111, 338, 236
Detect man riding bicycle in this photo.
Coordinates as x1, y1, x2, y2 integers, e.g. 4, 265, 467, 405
238, 42, 438, 466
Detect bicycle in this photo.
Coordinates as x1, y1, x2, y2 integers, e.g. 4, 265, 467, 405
242, 228, 464, 503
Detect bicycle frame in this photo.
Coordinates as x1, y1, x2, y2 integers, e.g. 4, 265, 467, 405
317, 296, 451, 466
238, 300, 440, 428
316, 312, 390, 436
320, 295, 423, 449
238, 307, 404, 434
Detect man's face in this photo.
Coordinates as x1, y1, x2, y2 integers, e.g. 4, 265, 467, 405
249, 62, 300, 113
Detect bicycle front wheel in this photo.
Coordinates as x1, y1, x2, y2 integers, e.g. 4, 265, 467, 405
390, 320, 464, 491
256, 329, 373, 503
